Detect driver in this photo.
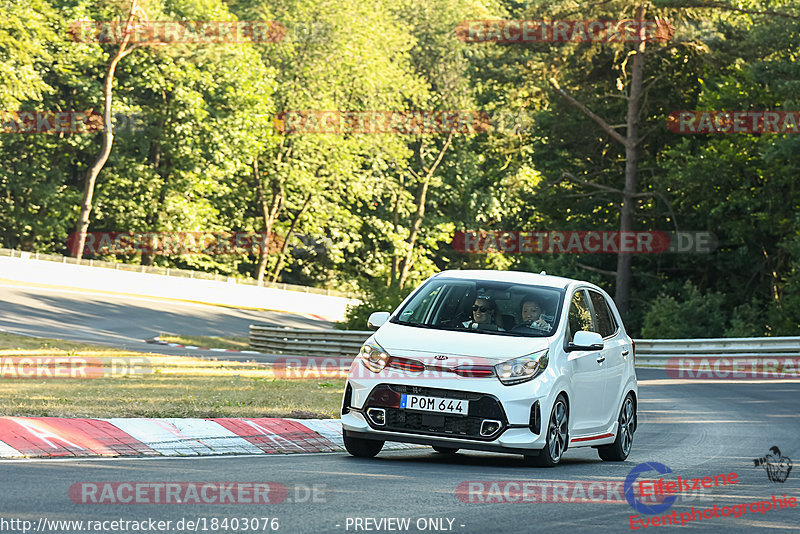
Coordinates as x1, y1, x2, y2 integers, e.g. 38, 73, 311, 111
461, 295, 503, 331
516, 297, 551, 330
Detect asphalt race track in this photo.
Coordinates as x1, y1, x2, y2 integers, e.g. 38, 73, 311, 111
0, 282, 331, 360
1, 368, 798, 533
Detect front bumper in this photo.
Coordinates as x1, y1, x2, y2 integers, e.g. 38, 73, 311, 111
341, 411, 545, 453
341, 372, 556, 452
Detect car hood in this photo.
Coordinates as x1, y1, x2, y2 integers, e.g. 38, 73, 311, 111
373, 320, 551, 365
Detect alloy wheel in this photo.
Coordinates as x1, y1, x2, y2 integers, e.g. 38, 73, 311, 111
547, 399, 568, 462
619, 397, 634, 455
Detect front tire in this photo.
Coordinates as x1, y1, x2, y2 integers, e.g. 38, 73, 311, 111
525, 394, 568, 467
343, 432, 384, 458
598, 394, 635, 462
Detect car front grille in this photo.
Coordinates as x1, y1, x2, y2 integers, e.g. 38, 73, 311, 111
364, 384, 507, 441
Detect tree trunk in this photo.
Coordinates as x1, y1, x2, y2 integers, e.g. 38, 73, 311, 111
269, 193, 312, 283
397, 178, 430, 288
549, 4, 648, 317
397, 132, 453, 288
71, 1, 144, 259
388, 182, 402, 287
614, 4, 647, 317
254, 158, 284, 283
256, 141, 290, 283
141, 137, 165, 266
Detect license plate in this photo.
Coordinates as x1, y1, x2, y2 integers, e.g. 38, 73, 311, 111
400, 394, 468, 415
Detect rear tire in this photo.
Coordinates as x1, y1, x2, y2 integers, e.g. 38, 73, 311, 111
598, 394, 635, 462
343, 433, 384, 458
432, 446, 459, 454
525, 394, 568, 467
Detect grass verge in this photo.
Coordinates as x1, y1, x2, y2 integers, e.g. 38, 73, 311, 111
0, 332, 343, 419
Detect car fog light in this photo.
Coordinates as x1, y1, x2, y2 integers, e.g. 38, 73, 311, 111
367, 408, 386, 426
529, 401, 541, 434
480, 419, 501, 437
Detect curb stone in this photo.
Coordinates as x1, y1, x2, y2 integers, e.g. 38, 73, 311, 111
0, 416, 423, 458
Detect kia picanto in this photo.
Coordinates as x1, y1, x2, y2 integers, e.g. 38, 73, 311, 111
340, 270, 638, 466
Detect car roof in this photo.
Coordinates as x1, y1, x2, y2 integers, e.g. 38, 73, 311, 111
433, 269, 585, 291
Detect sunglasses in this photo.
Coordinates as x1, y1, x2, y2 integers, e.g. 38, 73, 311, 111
472, 305, 491, 313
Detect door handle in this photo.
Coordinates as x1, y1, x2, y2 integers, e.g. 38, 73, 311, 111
622, 350, 629, 356
596, 356, 606, 363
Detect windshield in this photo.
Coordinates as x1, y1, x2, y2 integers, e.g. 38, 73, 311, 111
391, 277, 564, 337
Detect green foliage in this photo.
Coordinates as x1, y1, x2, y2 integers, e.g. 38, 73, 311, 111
0, 0, 799, 337
337, 282, 407, 331
0, 0, 56, 108
641, 281, 727, 339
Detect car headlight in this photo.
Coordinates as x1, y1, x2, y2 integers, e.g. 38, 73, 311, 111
494, 349, 549, 385
359, 339, 390, 373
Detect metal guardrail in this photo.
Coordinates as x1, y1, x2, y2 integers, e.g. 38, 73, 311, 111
250, 327, 369, 357
249, 325, 800, 367
632, 337, 800, 367
0, 247, 355, 298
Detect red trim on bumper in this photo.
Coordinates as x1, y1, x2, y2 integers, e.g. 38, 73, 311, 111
571, 432, 613, 443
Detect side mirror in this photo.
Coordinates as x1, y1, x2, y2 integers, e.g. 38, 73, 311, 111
567, 331, 604, 352
367, 311, 390, 330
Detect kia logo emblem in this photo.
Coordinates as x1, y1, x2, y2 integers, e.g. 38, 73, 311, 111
434, 355, 448, 361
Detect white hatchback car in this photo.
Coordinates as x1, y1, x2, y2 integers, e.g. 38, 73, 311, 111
340, 270, 638, 466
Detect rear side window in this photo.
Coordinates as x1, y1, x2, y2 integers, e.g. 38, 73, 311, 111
589, 290, 617, 338
567, 290, 594, 341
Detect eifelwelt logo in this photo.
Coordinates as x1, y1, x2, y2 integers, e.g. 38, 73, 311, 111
625, 462, 677, 515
